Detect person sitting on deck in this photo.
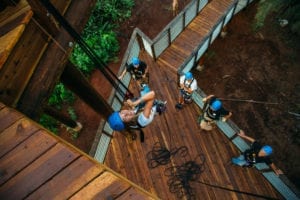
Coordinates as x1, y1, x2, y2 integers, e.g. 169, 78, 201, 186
107, 90, 166, 133
232, 130, 283, 176
199, 95, 232, 131
118, 57, 149, 87
175, 72, 198, 109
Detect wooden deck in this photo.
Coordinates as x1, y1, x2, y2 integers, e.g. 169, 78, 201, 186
0, 102, 157, 199
104, 0, 284, 199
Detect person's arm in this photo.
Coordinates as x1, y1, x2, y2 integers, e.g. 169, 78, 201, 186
118, 68, 127, 80
269, 163, 283, 176
127, 91, 155, 118
179, 76, 185, 89
222, 111, 232, 122
126, 91, 155, 107
203, 94, 215, 102
237, 130, 255, 143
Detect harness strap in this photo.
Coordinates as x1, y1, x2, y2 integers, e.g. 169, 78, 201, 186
128, 121, 145, 142
184, 78, 194, 89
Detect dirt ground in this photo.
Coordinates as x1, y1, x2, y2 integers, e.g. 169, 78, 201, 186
58, 0, 300, 189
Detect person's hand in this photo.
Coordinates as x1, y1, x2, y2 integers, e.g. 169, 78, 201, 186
237, 130, 246, 137
126, 99, 135, 108
221, 117, 227, 122
275, 168, 283, 176
203, 97, 207, 102
118, 75, 123, 80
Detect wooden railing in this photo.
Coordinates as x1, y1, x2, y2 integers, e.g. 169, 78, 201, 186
91, 0, 300, 198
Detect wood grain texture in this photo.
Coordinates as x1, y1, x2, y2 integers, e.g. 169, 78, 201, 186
0, 103, 157, 199
104, 0, 283, 199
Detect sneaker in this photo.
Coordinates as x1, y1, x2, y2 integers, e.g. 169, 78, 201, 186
156, 101, 167, 115
175, 103, 183, 109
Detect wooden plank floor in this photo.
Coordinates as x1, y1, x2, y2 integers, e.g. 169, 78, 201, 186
158, 0, 235, 71
105, 52, 283, 199
104, 0, 284, 199
0, 102, 157, 199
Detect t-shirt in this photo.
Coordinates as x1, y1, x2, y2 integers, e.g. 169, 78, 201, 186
243, 141, 272, 165
179, 75, 197, 92
126, 61, 147, 79
205, 97, 230, 120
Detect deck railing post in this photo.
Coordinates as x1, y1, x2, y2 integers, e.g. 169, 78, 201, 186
233, 1, 238, 16
151, 44, 157, 61
168, 28, 171, 45
182, 11, 186, 29
196, 0, 200, 14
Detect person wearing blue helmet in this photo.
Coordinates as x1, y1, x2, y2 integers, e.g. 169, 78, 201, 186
175, 72, 198, 109
107, 90, 166, 140
119, 57, 149, 87
199, 94, 232, 131
232, 130, 283, 175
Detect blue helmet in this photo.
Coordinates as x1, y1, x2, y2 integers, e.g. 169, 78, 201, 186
262, 145, 273, 156
211, 99, 222, 111
108, 112, 125, 131
132, 57, 140, 66
185, 72, 193, 80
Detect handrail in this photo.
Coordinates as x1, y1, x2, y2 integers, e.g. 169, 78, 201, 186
91, 0, 300, 199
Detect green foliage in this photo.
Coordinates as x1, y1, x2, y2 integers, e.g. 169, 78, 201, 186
39, 114, 58, 134
254, 0, 300, 35
92, 0, 134, 23
68, 107, 77, 121
48, 83, 75, 109
70, 30, 119, 75
70, 0, 134, 75
253, 0, 281, 30
42, 0, 135, 136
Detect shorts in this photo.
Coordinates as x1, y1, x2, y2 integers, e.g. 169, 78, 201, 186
137, 106, 156, 127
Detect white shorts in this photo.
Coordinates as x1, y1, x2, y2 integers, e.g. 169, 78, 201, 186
137, 106, 156, 127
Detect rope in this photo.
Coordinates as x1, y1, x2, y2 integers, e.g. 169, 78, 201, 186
146, 142, 188, 168
195, 180, 280, 200
219, 98, 279, 105
164, 155, 205, 200
39, 0, 133, 98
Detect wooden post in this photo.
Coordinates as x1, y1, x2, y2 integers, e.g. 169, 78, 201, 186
26, 0, 59, 36
60, 61, 113, 120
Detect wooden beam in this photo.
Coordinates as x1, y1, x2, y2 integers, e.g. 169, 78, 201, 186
61, 61, 113, 120
17, 0, 96, 120
42, 104, 77, 128
26, 0, 59, 36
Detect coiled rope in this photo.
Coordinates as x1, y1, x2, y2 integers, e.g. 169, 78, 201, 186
146, 142, 188, 168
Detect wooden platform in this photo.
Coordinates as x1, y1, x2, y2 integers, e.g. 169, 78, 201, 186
0, 102, 157, 199
104, 0, 284, 199
0, 0, 95, 119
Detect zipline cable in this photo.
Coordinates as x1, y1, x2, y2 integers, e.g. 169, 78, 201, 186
40, 0, 133, 98
219, 98, 279, 105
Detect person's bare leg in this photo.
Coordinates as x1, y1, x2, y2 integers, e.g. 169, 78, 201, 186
178, 94, 184, 104
172, 0, 178, 16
